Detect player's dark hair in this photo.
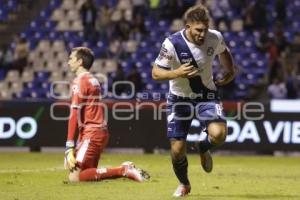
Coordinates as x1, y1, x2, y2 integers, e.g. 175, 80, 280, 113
72, 47, 94, 70
184, 4, 210, 24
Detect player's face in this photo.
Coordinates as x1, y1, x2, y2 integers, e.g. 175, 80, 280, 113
186, 21, 208, 46
68, 51, 81, 72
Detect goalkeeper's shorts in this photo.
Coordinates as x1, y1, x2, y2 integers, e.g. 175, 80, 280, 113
75, 128, 109, 170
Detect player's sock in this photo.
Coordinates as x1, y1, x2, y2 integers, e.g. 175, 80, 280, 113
79, 167, 124, 181
198, 135, 216, 154
172, 156, 190, 186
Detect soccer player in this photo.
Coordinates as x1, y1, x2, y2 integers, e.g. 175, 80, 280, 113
64, 47, 150, 182
152, 4, 236, 197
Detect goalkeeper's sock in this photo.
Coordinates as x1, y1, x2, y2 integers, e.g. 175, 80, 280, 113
198, 135, 216, 154
79, 167, 124, 181
172, 156, 190, 186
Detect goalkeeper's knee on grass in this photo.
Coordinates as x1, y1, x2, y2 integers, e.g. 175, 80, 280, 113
68, 169, 80, 182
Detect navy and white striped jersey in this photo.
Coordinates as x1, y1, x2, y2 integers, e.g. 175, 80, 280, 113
154, 29, 226, 98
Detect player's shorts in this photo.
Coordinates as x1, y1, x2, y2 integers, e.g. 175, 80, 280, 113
166, 93, 226, 139
75, 128, 109, 170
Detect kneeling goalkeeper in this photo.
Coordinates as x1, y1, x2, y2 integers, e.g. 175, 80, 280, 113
64, 47, 149, 182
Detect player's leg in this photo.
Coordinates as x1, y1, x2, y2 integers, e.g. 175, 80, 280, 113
120, 161, 150, 182
198, 122, 227, 173
70, 130, 149, 182
167, 95, 193, 196
68, 130, 111, 181
171, 139, 189, 186
197, 102, 227, 173
76, 130, 127, 181
170, 139, 191, 197
207, 122, 227, 146
69, 130, 120, 181
79, 161, 150, 182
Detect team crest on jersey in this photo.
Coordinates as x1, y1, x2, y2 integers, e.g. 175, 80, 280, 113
207, 47, 214, 56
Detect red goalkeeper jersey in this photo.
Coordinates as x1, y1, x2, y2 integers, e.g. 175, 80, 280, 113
67, 72, 106, 141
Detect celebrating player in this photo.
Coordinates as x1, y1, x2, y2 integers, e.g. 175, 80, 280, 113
64, 47, 150, 182
152, 4, 236, 197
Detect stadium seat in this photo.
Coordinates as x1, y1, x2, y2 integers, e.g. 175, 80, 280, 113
0, 70, 6, 80
0, 8, 9, 21
5, 70, 20, 82
22, 70, 34, 82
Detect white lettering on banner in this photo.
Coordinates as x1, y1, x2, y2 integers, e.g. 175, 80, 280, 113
226, 120, 240, 142
187, 120, 300, 144
283, 121, 291, 143
237, 121, 260, 143
292, 122, 300, 143
264, 121, 285, 143
0, 117, 37, 139
0, 117, 15, 139
16, 117, 37, 139
264, 121, 300, 144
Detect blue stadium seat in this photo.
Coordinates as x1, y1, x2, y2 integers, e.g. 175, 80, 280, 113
7, 0, 18, 11
20, 89, 33, 98
49, 31, 62, 41
49, 0, 62, 9
0, 8, 8, 21
35, 71, 50, 81
0, 70, 6, 80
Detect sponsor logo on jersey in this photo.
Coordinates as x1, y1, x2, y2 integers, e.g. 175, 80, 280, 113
180, 52, 193, 63
180, 52, 189, 57
182, 58, 193, 63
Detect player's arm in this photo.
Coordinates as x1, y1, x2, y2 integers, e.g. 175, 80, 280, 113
66, 107, 78, 146
152, 63, 198, 81
64, 80, 85, 171
216, 47, 237, 86
64, 107, 78, 171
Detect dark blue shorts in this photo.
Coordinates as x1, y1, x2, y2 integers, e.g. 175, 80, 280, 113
166, 94, 226, 139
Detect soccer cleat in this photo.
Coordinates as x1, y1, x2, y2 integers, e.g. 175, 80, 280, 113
200, 150, 213, 173
121, 161, 150, 182
173, 184, 191, 197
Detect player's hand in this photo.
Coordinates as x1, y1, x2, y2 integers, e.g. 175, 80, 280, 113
186, 68, 199, 78
215, 68, 237, 86
175, 63, 198, 78
64, 148, 77, 171
215, 71, 236, 86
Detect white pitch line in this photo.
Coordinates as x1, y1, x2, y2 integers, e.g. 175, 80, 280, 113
0, 167, 65, 173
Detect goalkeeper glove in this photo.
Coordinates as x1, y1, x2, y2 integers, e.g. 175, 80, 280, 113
64, 141, 77, 171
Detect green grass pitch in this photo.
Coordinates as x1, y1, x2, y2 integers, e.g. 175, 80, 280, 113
0, 152, 299, 200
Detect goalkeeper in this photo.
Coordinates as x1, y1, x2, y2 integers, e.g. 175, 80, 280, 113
64, 47, 150, 182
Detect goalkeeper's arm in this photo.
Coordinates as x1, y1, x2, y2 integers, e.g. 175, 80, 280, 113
64, 107, 78, 171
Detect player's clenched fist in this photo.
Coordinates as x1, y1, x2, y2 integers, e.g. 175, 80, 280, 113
175, 63, 199, 78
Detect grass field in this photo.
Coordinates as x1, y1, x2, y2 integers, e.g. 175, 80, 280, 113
0, 152, 299, 200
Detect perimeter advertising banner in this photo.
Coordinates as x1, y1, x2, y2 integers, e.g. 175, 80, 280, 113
0, 100, 299, 152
